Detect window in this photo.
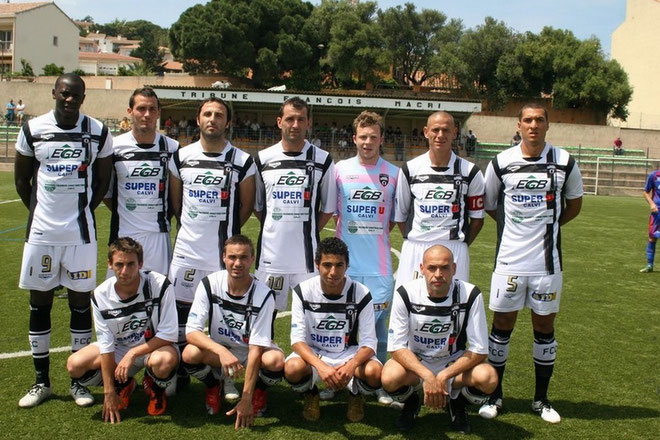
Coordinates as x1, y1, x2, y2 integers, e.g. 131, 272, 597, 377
0, 31, 12, 50
53, 36, 58, 46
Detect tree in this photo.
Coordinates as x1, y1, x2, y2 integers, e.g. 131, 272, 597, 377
20, 59, 34, 76
379, 3, 463, 86
71, 68, 86, 76
42, 63, 64, 76
130, 32, 164, 73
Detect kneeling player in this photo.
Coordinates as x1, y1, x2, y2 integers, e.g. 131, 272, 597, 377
382, 245, 497, 433
66, 238, 179, 423
182, 235, 284, 429
284, 237, 382, 422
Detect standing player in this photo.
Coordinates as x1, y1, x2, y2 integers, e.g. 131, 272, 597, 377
334, 110, 398, 404
105, 87, 179, 275
394, 111, 484, 288
168, 97, 255, 394
182, 235, 284, 428
254, 97, 336, 310
479, 103, 583, 423
382, 245, 497, 433
14, 73, 113, 407
640, 168, 660, 272
284, 237, 382, 422
66, 238, 179, 422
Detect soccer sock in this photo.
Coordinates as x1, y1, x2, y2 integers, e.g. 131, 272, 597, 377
29, 302, 52, 386
146, 367, 176, 390
183, 362, 218, 388
258, 368, 284, 388
646, 240, 656, 266
533, 330, 557, 402
176, 302, 191, 376
488, 326, 513, 399
389, 385, 415, 403
73, 368, 102, 387
69, 301, 92, 353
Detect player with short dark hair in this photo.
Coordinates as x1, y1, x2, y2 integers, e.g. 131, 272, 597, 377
182, 235, 284, 428
394, 111, 485, 288
382, 245, 496, 433
104, 87, 179, 276
640, 169, 660, 272
14, 73, 113, 408
479, 103, 583, 424
284, 237, 381, 422
254, 96, 336, 311
65, 237, 179, 422
334, 110, 399, 405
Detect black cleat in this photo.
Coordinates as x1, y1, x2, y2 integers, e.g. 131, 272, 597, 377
395, 391, 421, 431
448, 395, 471, 434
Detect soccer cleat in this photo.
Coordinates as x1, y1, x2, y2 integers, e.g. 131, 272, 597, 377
18, 383, 52, 408
395, 391, 420, 431
116, 378, 136, 410
319, 387, 335, 401
640, 265, 653, 273
376, 388, 394, 405
532, 399, 561, 424
252, 388, 267, 417
478, 396, 502, 419
70, 381, 94, 407
144, 376, 167, 416
448, 396, 471, 434
302, 390, 321, 421
223, 378, 240, 402
205, 382, 221, 415
347, 393, 365, 422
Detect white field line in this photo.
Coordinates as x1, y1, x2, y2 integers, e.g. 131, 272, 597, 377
0, 198, 20, 204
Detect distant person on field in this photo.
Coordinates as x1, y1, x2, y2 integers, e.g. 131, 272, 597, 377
613, 137, 624, 155
640, 169, 660, 273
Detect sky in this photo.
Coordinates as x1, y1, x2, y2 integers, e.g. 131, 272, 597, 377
35, 0, 626, 56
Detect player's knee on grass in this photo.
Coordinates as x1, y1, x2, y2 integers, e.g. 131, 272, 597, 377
358, 360, 382, 389
29, 289, 55, 307
284, 358, 310, 383
470, 363, 498, 395
261, 349, 285, 371
381, 359, 408, 392
148, 346, 179, 377
67, 290, 91, 308
492, 311, 518, 330
181, 343, 203, 364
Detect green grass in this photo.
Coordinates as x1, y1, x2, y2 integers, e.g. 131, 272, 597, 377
0, 171, 658, 439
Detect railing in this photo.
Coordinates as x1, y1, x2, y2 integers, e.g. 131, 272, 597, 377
592, 156, 660, 195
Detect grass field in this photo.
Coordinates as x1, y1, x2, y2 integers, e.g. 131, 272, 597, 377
0, 170, 658, 439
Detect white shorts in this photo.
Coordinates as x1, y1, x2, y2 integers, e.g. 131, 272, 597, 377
106, 232, 171, 279
254, 270, 315, 310
211, 344, 283, 380
95, 341, 180, 378
168, 265, 214, 303
415, 352, 462, 399
286, 345, 381, 393
395, 239, 469, 291
19, 242, 97, 292
489, 272, 563, 315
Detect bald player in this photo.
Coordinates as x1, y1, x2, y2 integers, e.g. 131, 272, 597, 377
394, 112, 485, 288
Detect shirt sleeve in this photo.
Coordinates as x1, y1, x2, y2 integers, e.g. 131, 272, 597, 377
483, 160, 501, 212
168, 153, 181, 180
466, 167, 485, 219
186, 279, 210, 334
92, 292, 115, 354
465, 291, 488, 355
290, 286, 307, 346
254, 163, 265, 212
393, 167, 412, 223
97, 127, 114, 158
319, 160, 337, 214
645, 173, 655, 192
356, 288, 377, 353
563, 160, 583, 200
387, 288, 410, 353
153, 278, 178, 343
248, 290, 276, 348
15, 125, 33, 156
241, 156, 257, 181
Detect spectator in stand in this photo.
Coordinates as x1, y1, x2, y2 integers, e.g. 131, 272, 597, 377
251, 119, 261, 140
6, 99, 16, 124
613, 137, 625, 156
16, 99, 26, 125
512, 131, 522, 146
118, 117, 131, 134
164, 116, 174, 136
178, 118, 188, 139
466, 130, 477, 157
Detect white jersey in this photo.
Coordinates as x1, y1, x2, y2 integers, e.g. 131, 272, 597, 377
108, 131, 179, 242
92, 270, 178, 355
15, 110, 113, 245
394, 151, 484, 243
387, 278, 487, 361
291, 275, 377, 355
483, 143, 583, 275
186, 271, 276, 355
170, 141, 256, 271
255, 141, 336, 273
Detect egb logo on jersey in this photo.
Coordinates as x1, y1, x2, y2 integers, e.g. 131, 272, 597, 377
121, 314, 149, 332
316, 315, 346, 330
129, 163, 162, 178
516, 175, 548, 190
193, 171, 223, 185
223, 313, 245, 330
419, 319, 452, 334
50, 144, 84, 160
424, 186, 454, 200
349, 187, 384, 202
276, 172, 306, 186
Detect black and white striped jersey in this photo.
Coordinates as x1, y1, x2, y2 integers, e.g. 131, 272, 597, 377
15, 110, 113, 245
484, 143, 583, 275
